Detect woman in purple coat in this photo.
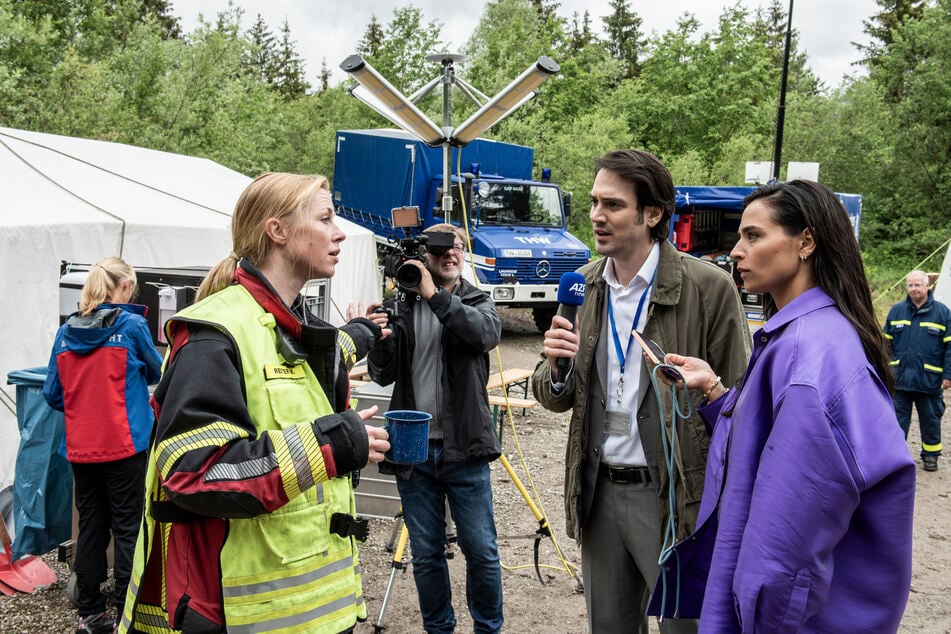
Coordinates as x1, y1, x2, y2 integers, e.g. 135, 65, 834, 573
649, 180, 916, 632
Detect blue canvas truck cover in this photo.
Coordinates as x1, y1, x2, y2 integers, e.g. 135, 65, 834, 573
333, 129, 535, 236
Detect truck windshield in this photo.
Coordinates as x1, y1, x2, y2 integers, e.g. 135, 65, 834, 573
475, 183, 562, 227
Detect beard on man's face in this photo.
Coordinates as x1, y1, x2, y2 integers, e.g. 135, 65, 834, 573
425, 255, 460, 288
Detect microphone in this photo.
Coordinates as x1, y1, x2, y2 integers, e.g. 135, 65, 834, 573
554, 271, 586, 384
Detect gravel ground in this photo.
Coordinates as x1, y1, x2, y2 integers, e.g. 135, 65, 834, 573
2, 307, 949, 633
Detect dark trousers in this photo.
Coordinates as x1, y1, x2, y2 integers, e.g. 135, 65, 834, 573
71, 451, 147, 617
581, 477, 697, 634
895, 390, 945, 456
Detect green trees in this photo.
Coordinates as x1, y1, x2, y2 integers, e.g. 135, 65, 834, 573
860, 0, 951, 268
1, 0, 946, 275
602, 0, 645, 79
857, 0, 928, 73
355, 7, 445, 95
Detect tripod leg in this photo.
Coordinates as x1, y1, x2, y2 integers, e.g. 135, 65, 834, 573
497, 453, 584, 589
374, 521, 410, 633
385, 512, 404, 552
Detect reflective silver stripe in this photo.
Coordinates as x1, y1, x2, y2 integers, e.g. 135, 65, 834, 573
206, 455, 277, 482
157, 425, 244, 473
222, 554, 354, 598
284, 425, 315, 491
226, 592, 358, 634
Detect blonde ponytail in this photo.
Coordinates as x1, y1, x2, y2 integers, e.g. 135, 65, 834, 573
80, 256, 136, 316
196, 254, 239, 302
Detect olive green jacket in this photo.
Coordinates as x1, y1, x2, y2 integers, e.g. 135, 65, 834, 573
532, 240, 751, 542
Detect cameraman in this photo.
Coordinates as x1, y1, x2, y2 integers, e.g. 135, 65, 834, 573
367, 223, 504, 634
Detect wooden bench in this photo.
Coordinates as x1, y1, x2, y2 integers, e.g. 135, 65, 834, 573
350, 364, 538, 419
485, 367, 534, 400
488, 394, 539, 442
349, 364, 370, 381
488, 394, 538, 413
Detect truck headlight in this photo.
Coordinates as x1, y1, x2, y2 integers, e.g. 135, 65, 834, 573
493, 287, 514, 300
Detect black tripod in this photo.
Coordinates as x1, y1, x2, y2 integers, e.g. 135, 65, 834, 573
371, 423, 582, 631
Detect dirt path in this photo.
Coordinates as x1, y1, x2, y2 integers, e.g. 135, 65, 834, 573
357, 307, 951, 633
1, 307, 948, 632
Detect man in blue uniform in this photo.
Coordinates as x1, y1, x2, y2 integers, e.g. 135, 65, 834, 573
885, 270, 951, 471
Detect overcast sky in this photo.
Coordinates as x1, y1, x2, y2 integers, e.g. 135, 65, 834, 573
177, 0, 878, 88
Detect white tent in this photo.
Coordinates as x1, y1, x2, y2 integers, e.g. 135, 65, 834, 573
0, 127, 381, 489
934, 239, 951, 307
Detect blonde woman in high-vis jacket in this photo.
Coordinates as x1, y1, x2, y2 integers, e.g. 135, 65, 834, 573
120, 173, 389, 634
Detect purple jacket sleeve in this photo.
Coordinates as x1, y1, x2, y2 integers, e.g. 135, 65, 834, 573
730, 384, 858, 632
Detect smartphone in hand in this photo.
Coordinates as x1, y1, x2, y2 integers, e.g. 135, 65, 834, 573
630, 330, 681, 381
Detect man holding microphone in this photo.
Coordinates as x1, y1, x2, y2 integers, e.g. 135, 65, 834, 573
532, 150, 750, 633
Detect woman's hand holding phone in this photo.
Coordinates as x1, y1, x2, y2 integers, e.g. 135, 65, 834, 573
630, 330, 682, 382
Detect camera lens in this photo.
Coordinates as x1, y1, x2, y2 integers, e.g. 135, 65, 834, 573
396, 262, 422, 289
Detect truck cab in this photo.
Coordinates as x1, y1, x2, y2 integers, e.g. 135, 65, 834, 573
426, 173, 588, 328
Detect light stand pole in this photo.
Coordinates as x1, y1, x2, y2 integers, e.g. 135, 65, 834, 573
429, 54, 466, 223
341, 53, 560, 222
772, 0, 794, 182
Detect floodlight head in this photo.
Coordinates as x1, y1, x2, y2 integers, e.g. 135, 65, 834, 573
451, 56, 559, 146
340, 54, 445, 146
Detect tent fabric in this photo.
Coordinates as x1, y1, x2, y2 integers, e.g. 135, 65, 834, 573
6, 367, 72, 558
935, 238, 951, 307
0, 127, 381, 491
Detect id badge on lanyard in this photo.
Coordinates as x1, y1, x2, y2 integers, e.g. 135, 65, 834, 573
604, 407, 633, 436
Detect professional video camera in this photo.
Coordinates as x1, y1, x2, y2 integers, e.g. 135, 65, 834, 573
382, 206, 458, 289
383, 231, 457, 289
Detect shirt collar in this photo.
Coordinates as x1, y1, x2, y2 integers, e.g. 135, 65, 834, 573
760, 286, 835, 336
602, 241, 661, 291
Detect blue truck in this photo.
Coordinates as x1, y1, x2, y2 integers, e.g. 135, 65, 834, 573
671, 185, 862, 323
332, 128, 590, 330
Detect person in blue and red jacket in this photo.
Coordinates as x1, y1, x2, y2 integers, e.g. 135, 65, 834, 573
44, 256, 164, 634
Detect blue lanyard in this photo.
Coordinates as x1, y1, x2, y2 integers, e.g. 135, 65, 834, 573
607, 267, 656, 376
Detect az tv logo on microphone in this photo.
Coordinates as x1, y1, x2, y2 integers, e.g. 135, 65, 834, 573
554, 272, 586, 384
557, 272, 586, 305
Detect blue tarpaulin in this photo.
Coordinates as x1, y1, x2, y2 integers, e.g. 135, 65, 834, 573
7, 367, 72, 558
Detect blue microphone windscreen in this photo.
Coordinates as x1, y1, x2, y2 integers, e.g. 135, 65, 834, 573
557, 272, 586, 305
